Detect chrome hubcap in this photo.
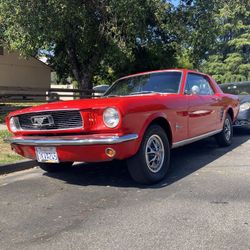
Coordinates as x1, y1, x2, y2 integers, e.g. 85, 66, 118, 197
145, 135, 165, 173
224, 118, 231, 141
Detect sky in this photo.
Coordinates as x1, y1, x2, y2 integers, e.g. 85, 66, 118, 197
172, 0, 179, 5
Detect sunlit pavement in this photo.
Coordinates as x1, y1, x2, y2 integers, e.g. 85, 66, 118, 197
0, 128, 250, 250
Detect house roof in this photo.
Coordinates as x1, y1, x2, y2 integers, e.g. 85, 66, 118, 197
34, 57, 53, 71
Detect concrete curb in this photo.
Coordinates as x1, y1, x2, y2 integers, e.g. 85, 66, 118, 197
0, 160, 37, 175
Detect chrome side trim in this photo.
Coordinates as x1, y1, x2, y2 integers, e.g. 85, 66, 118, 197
172, 129, 222, 149
8, 134, 139, 146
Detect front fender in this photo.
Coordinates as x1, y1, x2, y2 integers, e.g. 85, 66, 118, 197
133, 112, 173, 153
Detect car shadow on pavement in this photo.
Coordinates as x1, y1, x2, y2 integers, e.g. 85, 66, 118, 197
44, 128, 250, 188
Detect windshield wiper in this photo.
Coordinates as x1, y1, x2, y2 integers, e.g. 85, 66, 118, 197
103, 91, 158, 97
129, 91, 158, 95
103, 94, 119, 97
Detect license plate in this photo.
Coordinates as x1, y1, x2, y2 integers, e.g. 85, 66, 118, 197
35, 147, 59, 163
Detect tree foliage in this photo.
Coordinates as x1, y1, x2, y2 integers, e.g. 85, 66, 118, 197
174, 0, 219, 68
0, 0, 175, 90
0, 0, 249, 89
202, 0, 250, 82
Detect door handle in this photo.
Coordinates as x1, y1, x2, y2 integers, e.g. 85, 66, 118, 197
212, 97, 219, 101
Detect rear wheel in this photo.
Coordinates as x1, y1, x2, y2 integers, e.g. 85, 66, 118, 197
127, 125, 170, 185
37, 162, 73, 172
215, 113, 233, 147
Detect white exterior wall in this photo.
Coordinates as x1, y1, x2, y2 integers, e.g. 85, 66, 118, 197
0, 49, 51, 90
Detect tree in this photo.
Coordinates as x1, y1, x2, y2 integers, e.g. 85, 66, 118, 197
173, 0, 219, 68
0, 0, 172, 92
92, 1, 179, 85
202, 0, 250, 82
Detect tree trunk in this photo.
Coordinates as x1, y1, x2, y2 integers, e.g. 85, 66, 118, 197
66, 46, 90, 97
66, 36, 105, 98
79, 73, 93, 98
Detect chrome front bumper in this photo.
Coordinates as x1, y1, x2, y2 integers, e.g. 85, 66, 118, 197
233, 120, 250, 127
7, 134, 139, 146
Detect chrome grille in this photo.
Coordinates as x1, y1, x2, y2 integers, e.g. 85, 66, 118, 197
18, 110, 83, 130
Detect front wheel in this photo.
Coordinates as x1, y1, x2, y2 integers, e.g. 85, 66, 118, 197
127, 125, 170, 185
37, 162, 73, 172
215, 113, 233, 147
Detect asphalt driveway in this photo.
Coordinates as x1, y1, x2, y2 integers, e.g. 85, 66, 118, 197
0, 128, 250, 250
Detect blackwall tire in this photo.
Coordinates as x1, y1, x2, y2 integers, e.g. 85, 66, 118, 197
127, 125, 170, 185
215, 113, 233, 147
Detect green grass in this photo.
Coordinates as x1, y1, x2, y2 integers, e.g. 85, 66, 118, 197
0, 130, 24, 164
0, 102, 44, 164
0, 102, 44, 123
0, 112, 6, 124
0, 130, 11, 139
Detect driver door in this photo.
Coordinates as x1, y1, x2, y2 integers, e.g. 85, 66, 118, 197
185, 73, 219, 138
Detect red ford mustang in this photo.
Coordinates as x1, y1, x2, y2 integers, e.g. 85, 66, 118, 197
6, 69, 239, 184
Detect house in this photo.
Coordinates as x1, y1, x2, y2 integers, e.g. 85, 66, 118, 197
0, 48, 51, 99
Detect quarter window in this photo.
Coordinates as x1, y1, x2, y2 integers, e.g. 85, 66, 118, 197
185, 73, 214, 95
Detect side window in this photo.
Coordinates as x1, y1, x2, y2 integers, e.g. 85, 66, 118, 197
185, 73, 214, 95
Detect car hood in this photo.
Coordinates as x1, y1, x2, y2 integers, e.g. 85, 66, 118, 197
8, 97, 123, 117
238, 95, 250, 104
8, 93, 164, 117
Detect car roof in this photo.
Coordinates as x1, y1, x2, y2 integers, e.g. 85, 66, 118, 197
117, 69, 206, 81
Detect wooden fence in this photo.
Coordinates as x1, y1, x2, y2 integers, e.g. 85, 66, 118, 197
0, 86, 106, 103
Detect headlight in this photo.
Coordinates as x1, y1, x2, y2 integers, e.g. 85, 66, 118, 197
9, 117, 21, 132
103, 108, 120, 128
240, 102, 250, 112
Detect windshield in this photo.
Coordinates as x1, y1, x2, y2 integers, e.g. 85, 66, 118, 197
220, 82, 250, 95
104, 71, 182, 96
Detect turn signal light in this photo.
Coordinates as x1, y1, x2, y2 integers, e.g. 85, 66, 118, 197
105, 148, 116, 158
